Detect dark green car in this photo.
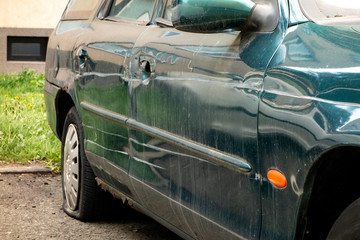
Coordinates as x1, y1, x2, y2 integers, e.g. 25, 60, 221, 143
44, 0, 360, 239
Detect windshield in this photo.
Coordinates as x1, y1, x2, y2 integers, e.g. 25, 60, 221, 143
299, 0, 360, 24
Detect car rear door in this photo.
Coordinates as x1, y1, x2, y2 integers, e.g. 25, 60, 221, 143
125, 0, 283, 238
74, 0, 157, 194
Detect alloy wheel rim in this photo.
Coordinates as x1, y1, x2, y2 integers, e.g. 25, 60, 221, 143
63, 124, 80, 211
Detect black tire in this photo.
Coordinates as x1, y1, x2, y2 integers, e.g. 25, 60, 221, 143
61, 106, 104, 221
327, 198, 360, 240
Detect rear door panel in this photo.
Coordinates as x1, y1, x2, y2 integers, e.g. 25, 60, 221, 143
74, 19, 148, 196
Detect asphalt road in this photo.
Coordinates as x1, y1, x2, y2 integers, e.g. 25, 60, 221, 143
0, 172, 182, 240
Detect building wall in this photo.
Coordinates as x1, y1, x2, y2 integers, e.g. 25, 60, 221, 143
0, 0, 69, 73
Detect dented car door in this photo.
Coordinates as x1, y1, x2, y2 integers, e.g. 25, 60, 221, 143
74, 0, 157, 193
125, 0, 284, 238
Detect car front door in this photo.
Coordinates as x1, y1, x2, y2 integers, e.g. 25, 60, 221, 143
126, 0, 285, 239
74, 0, 157, 194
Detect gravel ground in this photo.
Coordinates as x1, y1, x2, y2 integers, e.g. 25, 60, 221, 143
0, 173, 182, 240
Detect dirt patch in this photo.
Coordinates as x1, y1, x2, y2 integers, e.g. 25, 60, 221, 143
0, 173, 182, 240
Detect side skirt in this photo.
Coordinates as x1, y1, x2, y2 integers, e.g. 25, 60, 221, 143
95, 177, 194, 240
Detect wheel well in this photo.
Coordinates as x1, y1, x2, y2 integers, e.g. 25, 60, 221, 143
297, 146, 360, 240
55, 91, 75, 140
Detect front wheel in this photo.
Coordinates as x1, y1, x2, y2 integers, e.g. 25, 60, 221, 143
61, 107, 103, 221
327, 198, 360, 240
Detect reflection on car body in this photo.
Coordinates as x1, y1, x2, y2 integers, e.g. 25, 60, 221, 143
44, 0, 360, 239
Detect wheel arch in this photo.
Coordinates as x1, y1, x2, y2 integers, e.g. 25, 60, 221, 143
55, 90, 75, 140
295, 146, 360, 239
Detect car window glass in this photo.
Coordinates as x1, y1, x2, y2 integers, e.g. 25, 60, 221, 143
108, 0, 157, 22
163, 0, 172, 21
299, 0, 360, 22
62, 0, 100, 20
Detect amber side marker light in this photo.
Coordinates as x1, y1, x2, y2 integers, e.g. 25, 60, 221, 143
267, 169, 287, 188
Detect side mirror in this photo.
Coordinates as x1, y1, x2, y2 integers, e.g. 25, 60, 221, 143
171, 0, 278, 32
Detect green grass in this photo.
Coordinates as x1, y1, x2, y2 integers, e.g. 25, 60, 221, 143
0, 69, 61, 171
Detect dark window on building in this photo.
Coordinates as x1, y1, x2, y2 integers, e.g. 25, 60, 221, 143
7, 37, 48, 62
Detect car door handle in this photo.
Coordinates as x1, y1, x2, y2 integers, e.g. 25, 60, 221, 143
77, 47, 88, 69
139, 56, 156, 82
139, 56, 156, 73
